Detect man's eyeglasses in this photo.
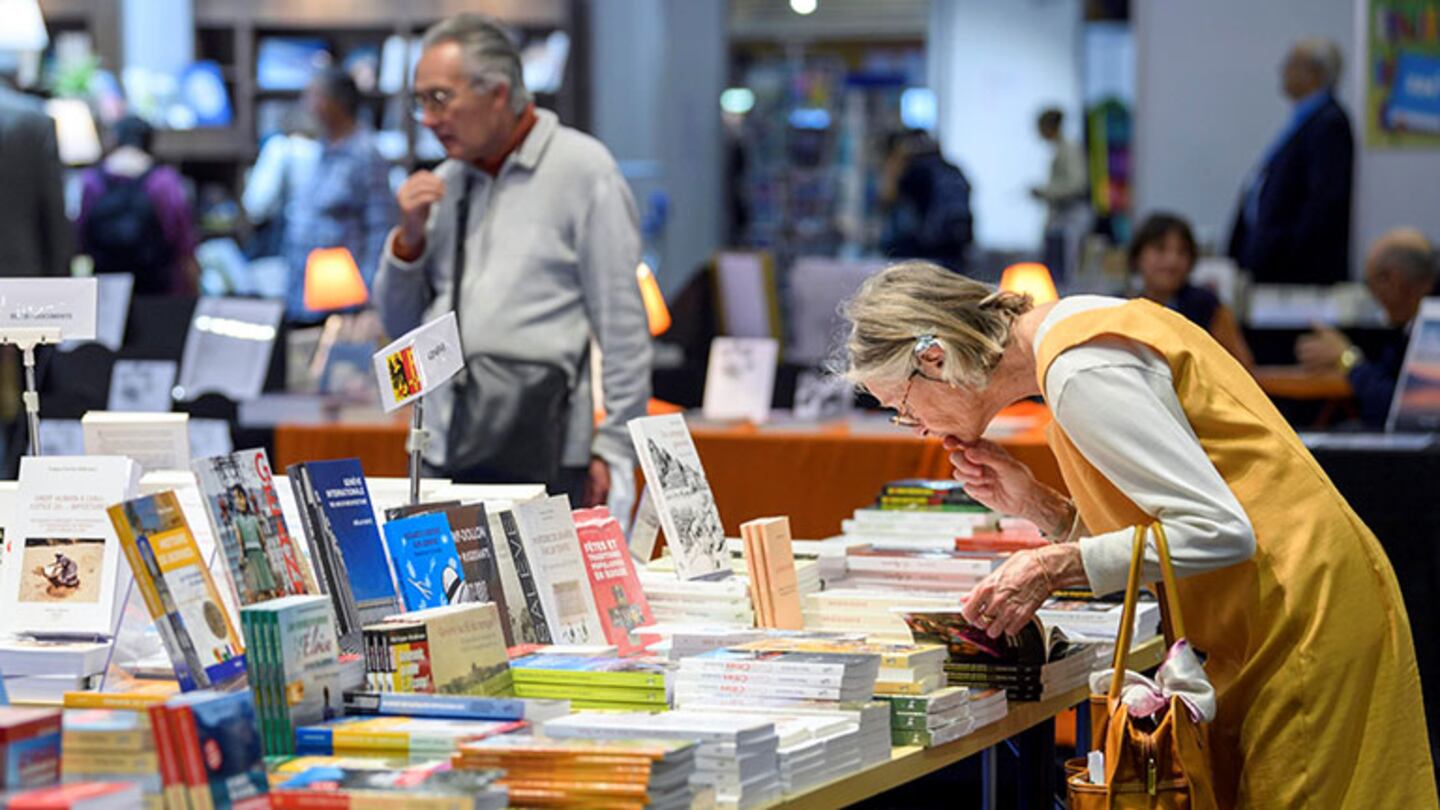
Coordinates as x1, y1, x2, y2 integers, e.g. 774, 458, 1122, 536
409, 80, 494, 121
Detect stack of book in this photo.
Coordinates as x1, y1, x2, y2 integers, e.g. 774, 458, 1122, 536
645, 625, 768, 660
509, 653, 672, 712
678, 699, 893, 772
361, 602, 513, 697
294, 716, 525, 758
727, 537, 853, 589
1036, 597, 1161, 642
341, 691, 571, 725
801, 588, 961, 642
732, 638, 947, 698
836, 546, 1004, 594
148, 690, 269, 810
904, 610, 1096, 702
841, 507, 995, 551
60, 710, 160, 808
765, 714, 863, 795
969, 688, 1009, 729
453, 735, 698, 810
872, 479, 987, 512
673, 649, 881, 705
543, 711, 783, 809
273, 760, 508, 809
639, 568, 755, 627
881, 686, 974, 747
0, 641, 112, 705
5, 782, 145, 809
241, 595, 345, 756
0, 708, 62, 792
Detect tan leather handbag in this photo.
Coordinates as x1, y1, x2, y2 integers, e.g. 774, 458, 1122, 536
1067, 523, 1218, 810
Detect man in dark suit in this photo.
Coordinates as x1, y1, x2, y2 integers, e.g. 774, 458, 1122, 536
0, 79, 72, 277
1228, 39, 1354, 285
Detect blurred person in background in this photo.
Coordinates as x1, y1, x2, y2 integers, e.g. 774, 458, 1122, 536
1030, 107, 1089, 282
375, 14, 649, 506
1297, 228, 1437, 427
880, 129, 973, 272
280, 67, 393, 323
1228, 38, 1353, 285
242, 105, 320, 262
78, 114, 197, 295
0, 72, 73, 476
1131, 212, 1253, 369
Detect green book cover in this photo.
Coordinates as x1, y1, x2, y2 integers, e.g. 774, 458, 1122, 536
274, 596, 345, 752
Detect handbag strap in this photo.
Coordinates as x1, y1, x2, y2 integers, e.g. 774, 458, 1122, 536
1106, 521, 1189, 703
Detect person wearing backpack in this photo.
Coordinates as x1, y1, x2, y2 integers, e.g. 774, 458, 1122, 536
77, 115, 198, 295
880, 129, 974, 272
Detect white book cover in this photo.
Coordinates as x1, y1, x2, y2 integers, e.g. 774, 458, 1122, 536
702, 337, 778, 424
627, 414, 727, 581
1, 456, 140, 637
512, 495, 607, 645
82, 412, 190, 474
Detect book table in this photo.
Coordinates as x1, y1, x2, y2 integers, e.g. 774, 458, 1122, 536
765, 635, 1166, 810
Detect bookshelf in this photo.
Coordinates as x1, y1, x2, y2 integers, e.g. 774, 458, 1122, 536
141, 0, 585, 237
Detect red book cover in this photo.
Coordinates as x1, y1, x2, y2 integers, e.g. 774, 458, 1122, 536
7, 782, 142, 809
145, 704, 182, 810
169, 705, 213, 810
572, 507, 656, 656
271, 791, 353, 810
0, 708, 61, 744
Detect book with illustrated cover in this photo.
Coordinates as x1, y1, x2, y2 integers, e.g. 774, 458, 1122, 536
383, 502, 511, 643
107, 491, 246, 691
240, 595, 344, 755
342, 691, 569, 722
381, 512, 464, 611
287, 459, 400, 653
509, 654, 671, 690
512, 496, 605, 646
626, 415, 727, 580
193, 448, 313, 604
157, 689, 269, 810
295, 716, 525, 757
900, 610, 1074, 666
365, 603, 512, 697
1, 457, 140, 639
572, 507, 655, 655
495, 508, 550, 646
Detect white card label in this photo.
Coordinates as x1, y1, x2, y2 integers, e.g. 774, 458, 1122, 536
0, 278, 98, 341
372, 311, 464, 412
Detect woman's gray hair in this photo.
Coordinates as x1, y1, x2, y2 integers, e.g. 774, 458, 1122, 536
422, 14, 533, 115
837, 261, 1032, 390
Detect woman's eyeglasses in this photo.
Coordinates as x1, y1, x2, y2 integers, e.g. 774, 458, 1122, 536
890, 370, 925, 428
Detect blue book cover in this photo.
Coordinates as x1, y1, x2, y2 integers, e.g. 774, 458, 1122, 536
298, 459, 400, 628
344, 691, 571, 722
382, 512, 465, 611
168, 690, 268, 809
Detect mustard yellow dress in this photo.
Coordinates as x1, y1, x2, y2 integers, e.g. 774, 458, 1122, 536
1036, 300, 1437, 808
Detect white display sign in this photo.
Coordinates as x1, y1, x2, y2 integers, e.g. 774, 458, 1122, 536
702, 337, 779, 424
82, 412, 191, 474
0, 278, 98, 341
371, 311, 464, 413
107, 359, 178, 413
59, 273, 132, 352
175, 297, 283, 402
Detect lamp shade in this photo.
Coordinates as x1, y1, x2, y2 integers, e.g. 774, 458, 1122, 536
44, 99, 101, 166
0, 0, 47, 52
637, 262, 671, 337
999, 262, 1058, 305
303, 247, 369, 312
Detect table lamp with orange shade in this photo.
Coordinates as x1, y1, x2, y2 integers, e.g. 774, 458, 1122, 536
303, 247, 369, 312
1000, 262, 1059, 305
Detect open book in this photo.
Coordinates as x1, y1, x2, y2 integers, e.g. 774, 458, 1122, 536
898, 609, 1078, 666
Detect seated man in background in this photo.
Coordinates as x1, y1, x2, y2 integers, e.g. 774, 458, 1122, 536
1131, 212, 1254, 369
1297, 228, 1437, 427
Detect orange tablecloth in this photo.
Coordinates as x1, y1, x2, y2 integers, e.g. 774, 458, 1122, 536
273, 402, 1063, 540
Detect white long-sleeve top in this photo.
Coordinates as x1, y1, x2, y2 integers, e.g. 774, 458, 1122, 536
1036, 296, 1257, 596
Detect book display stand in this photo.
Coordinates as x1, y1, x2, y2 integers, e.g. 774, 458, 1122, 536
0, 277, 101, 457
95, 543, 242, 694
407, 396, 426, 506
2, 327, 62, 457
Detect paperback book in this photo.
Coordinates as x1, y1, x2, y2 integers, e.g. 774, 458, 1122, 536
626, 415, 727, 580
381, 512, 465, 611
364, 602, 512, 697
108, 491, 247, 692
287, 459, 401, 653
193, 448, 313, 604
240, 595, 344, 756
573, 506, 655, 655
489, 507, 547, 647
151, 689, 269, 810
739, 516, 803, 630
1, 456, 140, 638
512, 496, 607, 646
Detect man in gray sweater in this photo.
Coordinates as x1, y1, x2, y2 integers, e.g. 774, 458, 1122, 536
375, 14, 651, 507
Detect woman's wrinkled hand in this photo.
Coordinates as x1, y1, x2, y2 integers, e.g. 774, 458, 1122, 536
961, 544, 1082, 638
944, 437, 1039, 517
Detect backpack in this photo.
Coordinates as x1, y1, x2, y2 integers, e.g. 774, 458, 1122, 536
917, 159, 973, 254
83, 166, 173, 292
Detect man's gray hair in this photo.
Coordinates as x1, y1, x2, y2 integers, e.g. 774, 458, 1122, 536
1292, 37, 1344, 89
1378, 243, 1439, 286
422, 14, 532, 116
